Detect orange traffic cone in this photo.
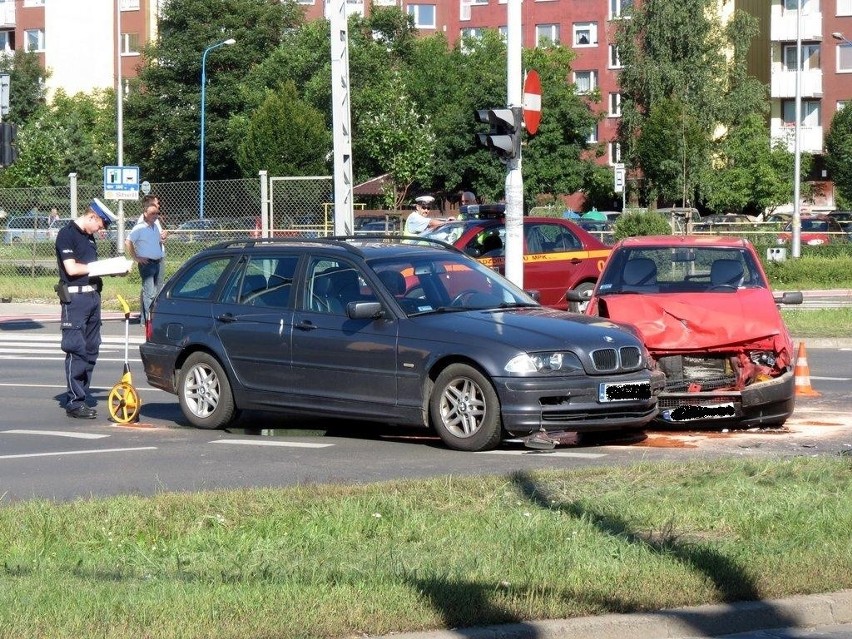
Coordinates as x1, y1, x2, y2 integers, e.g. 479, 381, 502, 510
794, 342, 821, 397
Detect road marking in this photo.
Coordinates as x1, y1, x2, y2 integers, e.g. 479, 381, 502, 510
211, 439, 333, 449
0, 382, 164, 392
0, 446, 157, 460
810, 376, 851, 381
0, 355, 142, 362
476, 450, 607, 458
1, 429, 109, 439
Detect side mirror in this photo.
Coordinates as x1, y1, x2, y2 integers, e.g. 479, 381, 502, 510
565, 290, 585, 303
774, 291, 803, 305
525, 289, 541, 302
347, 301, 385, 319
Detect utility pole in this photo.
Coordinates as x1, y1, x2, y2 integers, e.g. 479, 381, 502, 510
503, 0, 524, 288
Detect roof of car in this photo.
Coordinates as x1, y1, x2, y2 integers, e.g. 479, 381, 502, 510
198, 235, 462, 259
616, 235, 751, 249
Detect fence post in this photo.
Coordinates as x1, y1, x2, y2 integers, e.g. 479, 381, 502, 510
259, 170, 269, 238
69, 172, 77, 216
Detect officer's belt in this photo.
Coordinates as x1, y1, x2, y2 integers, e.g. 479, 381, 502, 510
67, 285, 97, 293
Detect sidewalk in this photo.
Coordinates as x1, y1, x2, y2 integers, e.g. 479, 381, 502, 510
372, 590, 852, 639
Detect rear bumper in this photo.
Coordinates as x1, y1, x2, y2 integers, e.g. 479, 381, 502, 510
139, 342, 180, 394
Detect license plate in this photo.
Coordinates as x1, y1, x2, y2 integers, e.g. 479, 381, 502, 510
662, 402, 736, 422
599, 381, 651, 402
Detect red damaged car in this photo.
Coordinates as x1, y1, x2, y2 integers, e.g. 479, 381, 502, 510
570, 236, 803, 427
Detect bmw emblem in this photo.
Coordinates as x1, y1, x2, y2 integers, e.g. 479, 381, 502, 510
603, 335, 614, 342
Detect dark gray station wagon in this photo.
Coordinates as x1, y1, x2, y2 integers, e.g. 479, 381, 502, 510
140, 237, 663, 451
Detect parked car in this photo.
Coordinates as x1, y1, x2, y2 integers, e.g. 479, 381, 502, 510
3, 214, 66, 244
828, 211, 852, 240
140, 237, 663, 451
173, 218, 224, 243
777, 215, 847, 245
422, 216, 611, 311
692, 214, 755, 233
569, 235, 803, 428
355, 218, 401, 235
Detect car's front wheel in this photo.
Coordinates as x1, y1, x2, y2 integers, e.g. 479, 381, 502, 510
429, 364, 503, 451
178, 352, 236, 429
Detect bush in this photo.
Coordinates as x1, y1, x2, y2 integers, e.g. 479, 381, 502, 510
613, 210, 672, 241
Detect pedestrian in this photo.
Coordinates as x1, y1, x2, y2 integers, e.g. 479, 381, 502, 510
404, 195, 445, 235
125, 201, 165, 327
460, 191, 477, 206
54, 199, 117, 419
139, 194, 167, 283
48, 207, 60, 225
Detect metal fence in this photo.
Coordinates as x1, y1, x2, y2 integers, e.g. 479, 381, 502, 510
0, 173, 335, 278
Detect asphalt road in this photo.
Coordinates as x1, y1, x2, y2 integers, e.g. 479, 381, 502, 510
0, 310, 850, 502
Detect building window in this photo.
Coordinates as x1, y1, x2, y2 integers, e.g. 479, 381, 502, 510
609, 141, 622, 165
609, 0, 632, 19
609, 44, 622, 68
0, 31, 12, 52
498, 25, 508, 40
573, 22, 597, 47
407, 5, 436, 28
838, 101, 848, 112
782, 99, 821, 126
839, 0, 852, 16
535, 23, 559, 46
121, 32, 140, 55
24, 29, 45, 53
461, 27, 485, 40
839, 43, 852, 72
586, 125, 598, 144
574, 70, 597, 94
119, 0, 140, 9
470, 0, 488, 4
609, 92, 622, 116
783, 43, 821, 71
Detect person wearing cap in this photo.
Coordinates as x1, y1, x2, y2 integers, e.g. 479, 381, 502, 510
54, 199, 117, 419
126, 201, 166, 327
405, 195, 444, 235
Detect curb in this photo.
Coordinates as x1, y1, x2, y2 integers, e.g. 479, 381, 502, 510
369, 590, 852, 639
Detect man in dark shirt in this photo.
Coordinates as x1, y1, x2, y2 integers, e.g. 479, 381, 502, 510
54, 199, 117, 419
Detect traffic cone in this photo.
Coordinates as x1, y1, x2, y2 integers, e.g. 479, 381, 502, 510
794, 342, 821, 397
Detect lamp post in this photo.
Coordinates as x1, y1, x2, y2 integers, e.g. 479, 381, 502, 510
199, 38, 236, 220
832, 31, 852, 45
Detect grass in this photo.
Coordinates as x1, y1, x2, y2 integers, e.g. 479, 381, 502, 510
1, 457, 850, 639
782, 308, 852, 338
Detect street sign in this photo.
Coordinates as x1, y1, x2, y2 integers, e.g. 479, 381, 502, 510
614, 163, 626, 194
103, 165, 140, 201
523, 70, 541, 135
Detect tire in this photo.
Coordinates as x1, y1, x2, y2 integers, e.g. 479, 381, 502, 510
178, 352, 236, 429
429, 364, 503, 451
568, 281, 595, 313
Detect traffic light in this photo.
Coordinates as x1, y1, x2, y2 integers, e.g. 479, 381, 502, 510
474, 107, 522, 160
0, 122, 18, 167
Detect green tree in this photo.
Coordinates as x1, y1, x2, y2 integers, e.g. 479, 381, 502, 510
123, 0, 302, 182
613, 210, 672, 240
0, 90, 115, 187
234, 81, 330, 177
0, 50, 49, 126
825, 106, 852, 209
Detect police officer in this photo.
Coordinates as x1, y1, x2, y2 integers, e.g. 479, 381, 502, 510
54, 199, 117, 419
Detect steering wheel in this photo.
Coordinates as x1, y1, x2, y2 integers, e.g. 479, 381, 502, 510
450, 289, 480, 306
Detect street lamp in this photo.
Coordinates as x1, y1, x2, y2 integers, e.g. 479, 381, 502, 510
199, 37, 236, 220
831, 32, 852, 45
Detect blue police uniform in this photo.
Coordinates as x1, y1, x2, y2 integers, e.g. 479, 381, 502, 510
55, 221, 103, 415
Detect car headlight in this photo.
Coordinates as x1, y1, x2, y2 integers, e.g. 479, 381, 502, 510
749, 351, 777, 367
505, 352, 584, 374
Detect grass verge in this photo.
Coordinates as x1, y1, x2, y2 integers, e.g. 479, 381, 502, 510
781, 308, 852, 338
1, 457, 850, 639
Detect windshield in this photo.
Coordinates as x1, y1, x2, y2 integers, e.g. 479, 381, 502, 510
421, 221, 482, 245
368, 253, 538, 316
596, 246, 767, 295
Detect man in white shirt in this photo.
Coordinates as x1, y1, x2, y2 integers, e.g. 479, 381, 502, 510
405, 195, 445, 235
125, 203, 165, 327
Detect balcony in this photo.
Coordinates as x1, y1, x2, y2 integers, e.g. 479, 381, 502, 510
770, 9, 822, 41
770, 69, 823, 98
770, 122, 824, 153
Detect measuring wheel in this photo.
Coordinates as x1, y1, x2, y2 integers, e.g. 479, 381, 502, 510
108, 381, 141, 424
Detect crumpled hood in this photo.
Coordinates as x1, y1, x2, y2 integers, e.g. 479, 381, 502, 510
596, 289, 792, 355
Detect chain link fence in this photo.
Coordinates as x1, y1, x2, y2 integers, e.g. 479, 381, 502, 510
0, 174, 335, 279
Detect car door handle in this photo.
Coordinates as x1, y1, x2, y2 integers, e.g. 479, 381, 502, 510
570, 258, 582, 264
215, 313, 237, 323
296, 320, 317, 331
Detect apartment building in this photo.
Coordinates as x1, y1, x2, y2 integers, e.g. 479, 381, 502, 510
0, 0, 159, 97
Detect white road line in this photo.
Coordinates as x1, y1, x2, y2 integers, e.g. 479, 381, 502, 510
0, 335, 144, 345
0, 382, 163, 392
0, 446, 157, 460
0, 356, 143, 362
476, 450, 607, 458
810, 376, 851, 381
2, 429, 109, 439
211, 439, 333, 449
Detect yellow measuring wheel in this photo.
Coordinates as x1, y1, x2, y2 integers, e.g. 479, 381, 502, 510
108, 295, 142, 423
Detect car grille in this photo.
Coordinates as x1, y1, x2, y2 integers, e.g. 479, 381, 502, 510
591, 346, 642, 372
657, 354, 737, 392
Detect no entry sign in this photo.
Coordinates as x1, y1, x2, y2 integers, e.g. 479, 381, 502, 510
523, 70, 542, 135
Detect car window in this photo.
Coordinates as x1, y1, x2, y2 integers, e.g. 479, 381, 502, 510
169, 257, 233, 300
303, 258, 377, 315
220, 256, 298, 308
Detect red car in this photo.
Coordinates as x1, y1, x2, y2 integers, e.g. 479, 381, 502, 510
423, 216, 611, 310
777, 214, 847, 246
571, 235, 803, 427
